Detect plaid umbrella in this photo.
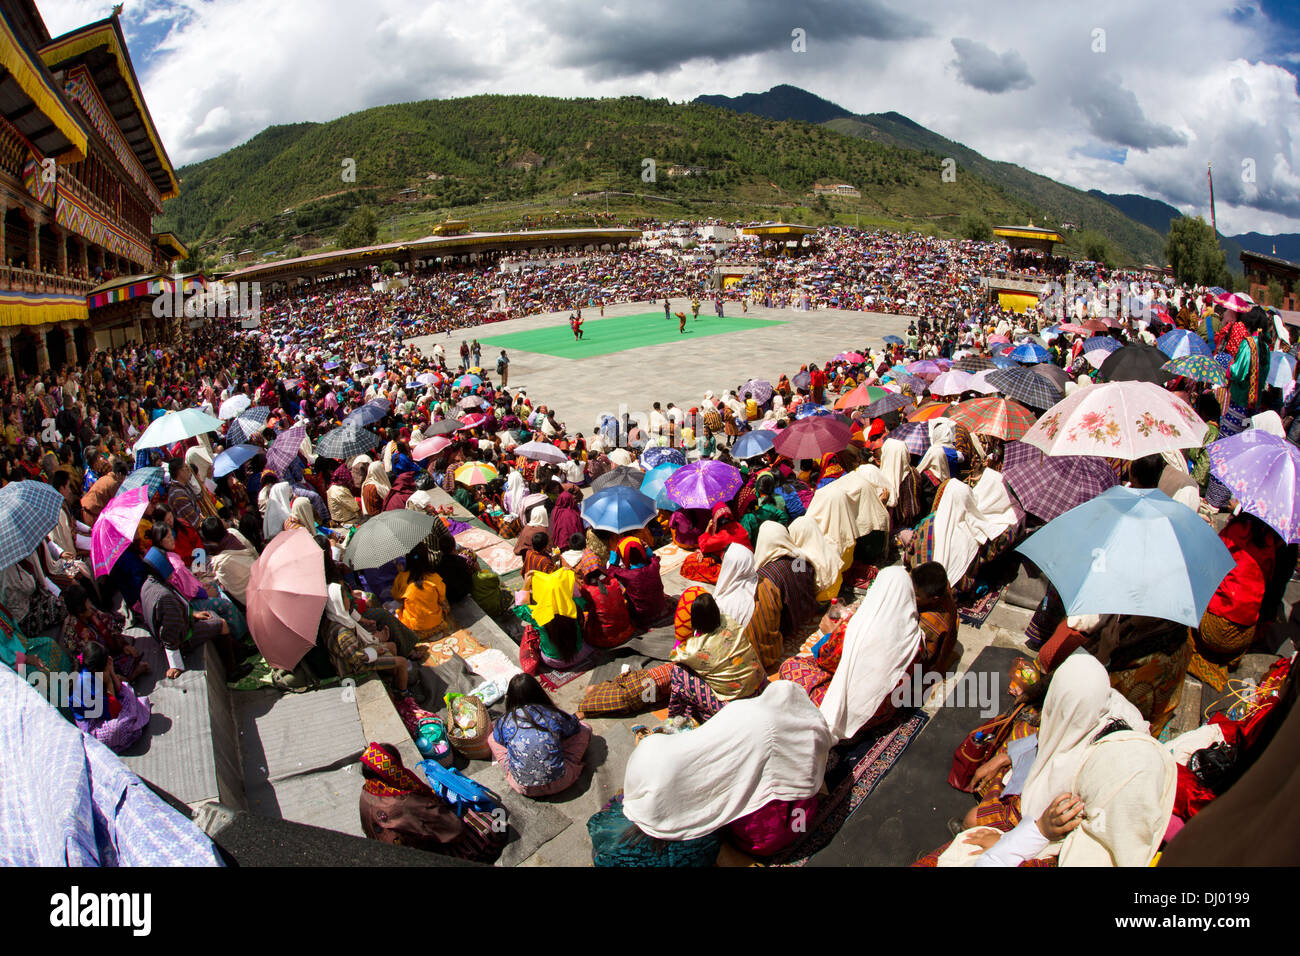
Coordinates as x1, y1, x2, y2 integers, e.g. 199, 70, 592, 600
1162, 355, 1228, 387
590, 466, 646, 492
0, 480, 63, 571
946, 397, 1037, 441
889, 421, 931, 455
426, 418, 465, 436
741, 379, 774, 404
117, 466, 167, 499
861, 392, 914, 418
1083, 336, 1122, 354
315, 423, 382, 459
886, 370, 926, 393
1028, 363, 1069, 390
1002, 440, 1118, 521
226, 405, 271, 446
953, 355, 995, 372
342, 510, 436, 570
791, 370, 812, 389
773, 416, 852, 460
266, 422, 307, 477
985, 367, 1064, 410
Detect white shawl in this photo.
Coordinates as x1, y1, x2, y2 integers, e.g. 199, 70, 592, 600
503, 470, 526, 517
623, 681, 832, 840
788, 515, 840, 592
878, 438, 910, 507
805, 478, 862, 558
262, 482, 294, 542
752, 520, 804, 568
713, 543, 758, 629
930, 480, 1002, 587
818, 566, 924, 743
970, 469, 1019, 540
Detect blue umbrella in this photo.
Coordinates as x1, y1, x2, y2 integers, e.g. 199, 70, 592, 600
344, 398, 391, 427
213, 443, 262, 478
1016, 486, 1234, 627
640, 462, 683, 512
991, 353, 1018, 369
883, 335, 905, 346
580, 486, 657, 534
1083, 336, 1122, 355
0, 480, 64, 571
732, 430, 776, 460
1010, 343, 1050, 364
1156, 329, 1212, 359
117, 466, 167, 498
640, 446, 687, 470
795, 403, 834, 420
1267, 350, 1296, 388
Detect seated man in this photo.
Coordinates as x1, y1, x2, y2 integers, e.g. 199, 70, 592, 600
912, 560, 959, 674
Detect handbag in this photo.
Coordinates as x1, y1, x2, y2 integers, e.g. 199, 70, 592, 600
948, 702, 1026, 793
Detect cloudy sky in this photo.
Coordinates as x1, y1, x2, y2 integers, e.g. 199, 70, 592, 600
37, 0, 1300, 236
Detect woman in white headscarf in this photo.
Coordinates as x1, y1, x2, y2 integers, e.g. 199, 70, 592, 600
361, 460, 391, 516
878, 437, 921, 527
712, 543, 757, 630
788, 514, 842, 603
185, 446, 222, 519
503, 468, 526, 518
614, 682, 832, 860
262, 482, 294, 542
905, 471, 1021, 593
815, 566, 926, 742
804, 476, 861, 573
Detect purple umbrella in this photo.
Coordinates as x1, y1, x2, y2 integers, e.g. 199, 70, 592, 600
889, 421, 931, 456
1002, 440, 1118, 522
741, 379, 774, 404
266, 422, 307, 477
773, 416, 852, 460
906, 360, 944, 380
663, 460, 743, 509
1207, 430, 1300, 542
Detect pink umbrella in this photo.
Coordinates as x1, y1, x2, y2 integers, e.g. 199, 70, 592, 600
90, 487, 151, 577
1213, 292, 1255, 313
412, 435, 452, 460
246, 527, 328, 670
988, 334, 1011, 344
458, 412, 488, 430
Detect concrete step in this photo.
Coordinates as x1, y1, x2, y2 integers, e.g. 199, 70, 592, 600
982, 600, 1035, 636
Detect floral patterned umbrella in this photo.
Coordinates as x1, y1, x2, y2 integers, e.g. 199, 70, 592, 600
1019, 381, 1208, 460
1161, 355, 1228, 388
1207, 430, 1300, 542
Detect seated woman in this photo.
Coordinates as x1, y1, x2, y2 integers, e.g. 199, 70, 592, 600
70, 642, 152, 754
548, 490, 584, 554
576, 550, 635, 649
360, 461, 391, 517
0, 550, 66, 638
913, 561, 960, 674
488, 673, 592, 797
738, 473, 788, 542
668, 592, 765, 724
680, 501, 752, 584
904, 470, 1021, 597
520, 565, 591, 669
60, 583, 148, 683
326, 462, 363, 526
878, 437, 922, 530
752, 522, 818, 644
789, 515, 844, 605
604, 537, 667, 629
359, 742, 501, 863
147, 522, 249, 644
391, 546, 453, 642
590, 681, 828, 865
139, 547, 250, 682
787, 566, 926, 742
1191, 512, 1279, 691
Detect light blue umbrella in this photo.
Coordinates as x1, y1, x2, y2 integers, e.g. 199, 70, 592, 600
1267, 350, 1296, 388
883, 335, 905, 346
214, 444, 262, 478
732, 430, 776, 460
1016, 486, 1234, 627
133, 407, 224, 452
1156, 329, 1212, 359
1010, 343, 1050, 364
580, 486, 657, 534
640, 462, 683, 512
117, 466, 167, 498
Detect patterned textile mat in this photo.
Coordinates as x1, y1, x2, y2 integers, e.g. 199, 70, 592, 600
537, 666, 591, 692
958, 586, 1003, 628
415, 628, 488, 667
770, 709, 930, 866
654, 543, 689, 575
454, 527, 502, 551
476, 541, 523, 575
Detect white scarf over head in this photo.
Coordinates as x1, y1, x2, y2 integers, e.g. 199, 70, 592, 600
805, 477, 861, 557
878, 438, 910, 507
818, 566, 924, 743
752, 520, 804, 568
931, 479, 1003, 587
787, 515, 841, 592
713, 543, 758, 629
623, 681, 832, 840
262, 482, 294, 541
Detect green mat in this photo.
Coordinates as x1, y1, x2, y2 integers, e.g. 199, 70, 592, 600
476, 311, 786, 359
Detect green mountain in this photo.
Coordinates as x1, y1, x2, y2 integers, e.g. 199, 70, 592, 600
693, 86, 1170, 267
157, 94, 1053, 260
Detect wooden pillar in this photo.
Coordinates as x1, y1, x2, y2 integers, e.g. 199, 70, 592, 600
61, 322, 77, 365
55, 224, 67, 275
79, 237, 88, 277
0, 332, 11, 381
34, 327, 49, 372
29, 219, 40, 272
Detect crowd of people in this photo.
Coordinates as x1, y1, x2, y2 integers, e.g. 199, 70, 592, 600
1, 221, 1296, 868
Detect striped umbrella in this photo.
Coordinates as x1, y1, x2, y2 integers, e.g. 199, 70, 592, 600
0, 480, 63, 571
1156, 329, 1212, 359
266, 422, 308, 477
454, 462, 498, 486
946, 397, 1038, 441
315, 423, 382, 459
1161, 355, 1228, 387
117, 466, 167, 499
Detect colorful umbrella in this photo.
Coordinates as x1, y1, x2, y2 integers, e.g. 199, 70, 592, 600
1020, 381, 1208, 460
454, 462, 498, 486
1002, 441, 1118, 522
412, 435, 452, 461
90, 487, 151, 577
315, 423, 382, 459
117, 466, 167, 499
1161, 355, 1228, 387
663, 460, 743, 509
454, 374, 482, 388
1207, 430, 1300, 542
985, 367, 1064, 410
908, 402, 952, 423
731, 430, 777, 460
265, 422, 307, 477
246, 527, 328, 670
1213, 292, 1255, 313
773, 416, 852, 460
1017, 487, 1234, 627
889, 421, 931, 456
342, 510, 437, 570
591, 466, 647, 492
133, 408, 224, 452
0, 480, 63, 572
834, 384, 889, 410
581, 486, 657, 533
946, 397, 1037, 441
1099, 343, 1172, 385
515, 441, 568, 464
1156, 329, 1212, 359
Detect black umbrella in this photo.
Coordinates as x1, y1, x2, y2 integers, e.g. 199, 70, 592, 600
1028, 363, 1069, 390
1099, 343, 1172, 385
426, 418, 465, 436
590, 465, 646, 492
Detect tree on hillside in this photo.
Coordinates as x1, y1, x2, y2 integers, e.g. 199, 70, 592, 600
1267, 278, 1285, 308
1166, 216, 1227, 287
1079, 231, 1114, 268
960, 213, 992, 241
336, 207, 378, 250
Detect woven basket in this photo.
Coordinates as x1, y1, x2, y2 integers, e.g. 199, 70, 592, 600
446, 693, 493, 760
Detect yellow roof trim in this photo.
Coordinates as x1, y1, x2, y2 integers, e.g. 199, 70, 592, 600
0, 10, 87, 162
41, 19, 178, 199
153, 232, 188, 258
993, 227, 1062, 242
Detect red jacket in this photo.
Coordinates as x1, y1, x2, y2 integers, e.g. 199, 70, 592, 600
1206, 520, 1275, 626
